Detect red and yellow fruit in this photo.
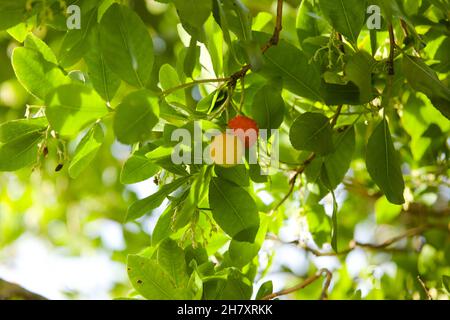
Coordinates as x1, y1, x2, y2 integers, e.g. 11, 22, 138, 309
227, 115, 259, 148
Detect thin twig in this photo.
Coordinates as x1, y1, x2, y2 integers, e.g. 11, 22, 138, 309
228, 0, 284, 88
330, 104, 343, 127
161, 78, 229, 96
417, 275, 433, 300
261, 0, 283, 54
274, 225, 434, 257
261, 268, 332, 300
354, 226, 426, 249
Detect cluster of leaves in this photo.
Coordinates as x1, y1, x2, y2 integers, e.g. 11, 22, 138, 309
0, 0, 449, 300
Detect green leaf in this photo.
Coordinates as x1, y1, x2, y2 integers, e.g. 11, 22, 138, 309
113, 90, 160, 145
322, 81, 361, 106
156, 239, 189, 288
120, 147, 160, 185
255, 281, 273, 300
68, 123, 104, 179
255, 34, 322, 102
323, 126, 355, 189
0, 118, 47, 143
366, 119, 405, 205
125, 176, 190, 222
296, 0, 330, 57
59, 8, 98, 67
159, 64, 185, 105
213, 269, 253, 300
214, 165, 249, 187
443, 275, 450, 293
220, 0, 253, 41
45, 84, 108, 137
187, 270, 203, 300
0, 0, 27, 30
250, 85, 285, 132
319, 0, 366, 45
0, 132, 43, 171
209, 177, 259, 242
24, 34, 58, 64
289, 112, 334, 155
85, 26, 121, 102
184, 38, 200, 77
127, 254, 187, 300
99, 3, 154, 87
228, 214, 267, 267
403, 55, 450, 119
345, 51, 377, 104
172, 0, 212, 31
12, 47, 70, 100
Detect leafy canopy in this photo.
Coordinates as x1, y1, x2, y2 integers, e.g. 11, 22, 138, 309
0, 0, 449, 300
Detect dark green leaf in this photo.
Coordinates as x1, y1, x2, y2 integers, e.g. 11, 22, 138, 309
209, 177, 259, 242
403, 55, 450, 119
85, 26, 121, 102
100, 4, 154, 87
255, 281, 273, 300
113, 90, 160, 145
0, 0, 27, 30
366, 119, 405, 204
323, 126, 355, 189
215, 165, 249, 187
250, 85, 285, 131
254, 33, 323, 102
289, 112, 334, 155
0, 132, 43, 171
319, 0, 366, 45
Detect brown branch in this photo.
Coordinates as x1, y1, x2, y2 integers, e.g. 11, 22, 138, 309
261, 0, 283, 54
228, 0, 284, 88
269, 103, 345, 214
0, 279, 47, 300
161, 77, 229, 96
330, 104, 343, 127
354, 226, 426, 249
261, 269, 332, 300
417, 275, 433, 300
275, 225, 436, 257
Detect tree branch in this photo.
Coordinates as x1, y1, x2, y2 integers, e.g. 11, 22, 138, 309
269, 103, 344, 214
228, 0, 284, 88
0, 279, 47, 300
261, 0, 284, 54
261, 268, 332, 300
161, 77, 229, 96
271, 225, 440, 257
417, 275, 433, 300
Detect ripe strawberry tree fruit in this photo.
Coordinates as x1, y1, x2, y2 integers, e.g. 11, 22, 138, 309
228, 115, 259, 148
